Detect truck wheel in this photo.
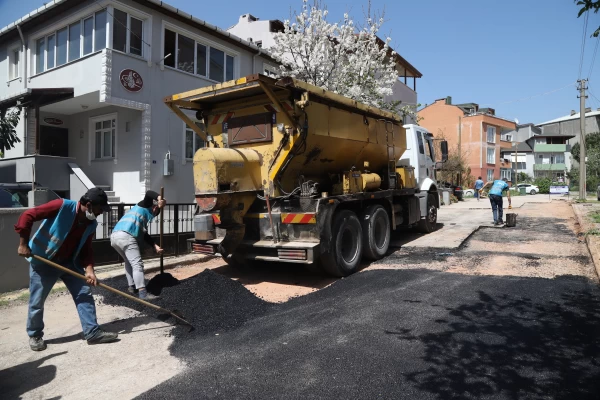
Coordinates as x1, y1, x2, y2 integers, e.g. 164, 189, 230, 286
418, 193, 437, 233
361, 205, 390, 261
322, 210, 363, 277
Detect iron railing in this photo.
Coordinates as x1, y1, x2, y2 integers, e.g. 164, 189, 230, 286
92, 203, 196, 265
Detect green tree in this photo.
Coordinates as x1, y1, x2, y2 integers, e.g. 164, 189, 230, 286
577, 0, 600, 37
571, 132, 600, 190
0, 107, 22, 154
517, 172, 532, 183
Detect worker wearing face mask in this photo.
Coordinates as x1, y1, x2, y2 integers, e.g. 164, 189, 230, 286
14, 187, 119, 351
110, 190, 166, 300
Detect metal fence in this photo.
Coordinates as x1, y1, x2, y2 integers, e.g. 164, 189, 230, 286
92, 203, 196, 265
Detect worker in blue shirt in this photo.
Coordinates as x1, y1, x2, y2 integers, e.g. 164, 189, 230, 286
480, 178, 511, 225
474, 176, 484, 201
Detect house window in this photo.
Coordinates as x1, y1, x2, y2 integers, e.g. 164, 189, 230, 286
164, 28, 236, 82
500, 168, 511, 180
555, 153, 565, 164
486, 126, 496, 143
9, 49, 20, 79
517, 162, 526, 170
34, 10, 107, 74
113, 9, 144, 56
487, 169, 494, 182
264, 64, 278, 78
92, 115, 117, 159
184, 122, 206, 160
501, 133, 512, 142
36, 38, 45, 73
487, 147, 495, 164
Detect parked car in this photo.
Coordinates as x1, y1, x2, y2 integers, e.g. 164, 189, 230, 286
510, 183, 539, 195
463, 188, 475, 197
0, 182, 61, 208
441, 181, 464, 200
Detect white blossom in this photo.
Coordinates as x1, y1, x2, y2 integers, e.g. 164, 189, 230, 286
271, 0, 416, 120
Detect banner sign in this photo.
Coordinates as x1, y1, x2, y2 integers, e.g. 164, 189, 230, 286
549, 186, 569, 195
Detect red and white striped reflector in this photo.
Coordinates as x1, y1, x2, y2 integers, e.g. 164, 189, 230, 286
210, 112, 234, 125
192, 243, 216, 255
277, 249, 307, 260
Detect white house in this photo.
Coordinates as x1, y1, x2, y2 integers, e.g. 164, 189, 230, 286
227, 13, 422, 121
0, 0, 276, 204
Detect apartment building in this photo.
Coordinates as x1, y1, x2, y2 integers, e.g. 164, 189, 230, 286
418, 97, 516, 182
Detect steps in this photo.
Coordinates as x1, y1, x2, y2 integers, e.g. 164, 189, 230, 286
95, 185, 121, 203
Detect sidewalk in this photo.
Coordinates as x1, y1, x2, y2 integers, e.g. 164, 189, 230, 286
0, 253, 206, 303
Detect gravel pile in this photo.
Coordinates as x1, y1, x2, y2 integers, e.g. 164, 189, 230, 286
100, 269, 273, 339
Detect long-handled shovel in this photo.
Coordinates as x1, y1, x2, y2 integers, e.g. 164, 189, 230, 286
32, 255, 193, 330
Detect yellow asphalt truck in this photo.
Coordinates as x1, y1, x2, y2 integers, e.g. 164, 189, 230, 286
164, 74, 447, 277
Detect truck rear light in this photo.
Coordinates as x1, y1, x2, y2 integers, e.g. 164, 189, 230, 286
277, 249, 307, 260
192, 243, 216, 255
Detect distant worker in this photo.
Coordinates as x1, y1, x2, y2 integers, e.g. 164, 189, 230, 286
480, 178, 511, 225
110, 190, 166, 300
474, 176, 485, 201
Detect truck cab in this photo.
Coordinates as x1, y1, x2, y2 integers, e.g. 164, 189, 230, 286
398, 124, 447, 232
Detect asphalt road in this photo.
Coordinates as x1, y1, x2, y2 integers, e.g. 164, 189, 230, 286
131, 268, 600, 400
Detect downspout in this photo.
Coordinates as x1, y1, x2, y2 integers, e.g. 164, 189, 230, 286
480, 120, 483, 171
16, 25, 27, 89
252, 48, 262, 74
17, 24, 28, 156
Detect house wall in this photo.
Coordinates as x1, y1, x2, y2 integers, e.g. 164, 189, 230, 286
0, 209, 40, 293
227, 17, 277, 48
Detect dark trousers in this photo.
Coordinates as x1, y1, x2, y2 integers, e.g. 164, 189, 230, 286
489, 194, 504, 223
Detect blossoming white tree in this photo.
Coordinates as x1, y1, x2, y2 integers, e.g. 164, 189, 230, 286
271, 0, 417, 120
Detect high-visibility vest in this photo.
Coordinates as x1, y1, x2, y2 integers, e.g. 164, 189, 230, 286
28, 199, 97, 268
112, 205, 154, 241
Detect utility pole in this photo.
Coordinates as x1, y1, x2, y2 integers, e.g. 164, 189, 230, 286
458, 116, 462, 186
578, 79, 588, 200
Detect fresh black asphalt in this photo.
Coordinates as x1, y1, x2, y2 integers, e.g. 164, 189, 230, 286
101, 266, 600, 400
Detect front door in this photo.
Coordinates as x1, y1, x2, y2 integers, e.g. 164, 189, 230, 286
39, 126, 68, 157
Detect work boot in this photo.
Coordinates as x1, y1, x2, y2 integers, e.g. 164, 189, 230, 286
138, 288, 160, 301
128, 285, 139, 294
87, 330, 119, 345
29, 336, 47, 351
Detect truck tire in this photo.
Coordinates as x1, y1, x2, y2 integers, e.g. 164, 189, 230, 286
361, 205, 390, 261
418, 193, 437, 233
322, 210, 363, 277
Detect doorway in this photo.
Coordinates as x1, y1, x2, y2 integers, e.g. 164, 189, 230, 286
39, 125, 68, 157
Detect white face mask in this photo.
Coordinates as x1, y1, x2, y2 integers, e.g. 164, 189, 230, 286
85, 209, 97, 220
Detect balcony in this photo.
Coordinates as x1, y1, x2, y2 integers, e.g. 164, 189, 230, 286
533, 163, 566, 171
534, 144, 569, 152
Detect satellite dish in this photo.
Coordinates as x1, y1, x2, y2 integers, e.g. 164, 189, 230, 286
514, 118, 519, 125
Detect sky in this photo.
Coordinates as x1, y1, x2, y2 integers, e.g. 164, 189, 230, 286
0, 0, 599, 124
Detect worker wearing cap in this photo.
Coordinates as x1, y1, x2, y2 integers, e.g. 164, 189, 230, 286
110, 190, 166, 300
15, 187, 119, 351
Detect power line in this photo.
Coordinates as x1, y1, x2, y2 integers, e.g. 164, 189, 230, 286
588, 88, 600, 106
579, 11, 589, 79
588, 35, 600, 80
480, 82, 577, 107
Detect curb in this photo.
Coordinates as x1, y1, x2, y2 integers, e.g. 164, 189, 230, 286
571, 203, 600, 280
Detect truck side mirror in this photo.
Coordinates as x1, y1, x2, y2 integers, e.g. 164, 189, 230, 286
441, 141, 449, 162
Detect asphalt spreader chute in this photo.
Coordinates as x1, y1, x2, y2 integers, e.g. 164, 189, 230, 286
32, 255, 194, 331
